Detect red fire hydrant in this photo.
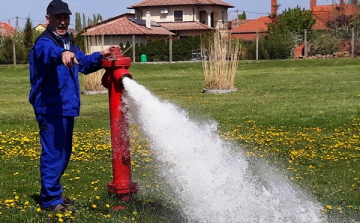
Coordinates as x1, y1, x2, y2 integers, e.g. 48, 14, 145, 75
101, 47, 138, 201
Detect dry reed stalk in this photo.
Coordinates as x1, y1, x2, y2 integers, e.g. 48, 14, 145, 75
201, 30, 240, 90
83, 35, 106, 92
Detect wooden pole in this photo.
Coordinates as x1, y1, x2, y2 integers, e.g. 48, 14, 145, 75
169, 35, 173, 62
351, 28, 355, 58
304, 29, 308, 58
132, 35, 136, 62
256, 31, 259, 61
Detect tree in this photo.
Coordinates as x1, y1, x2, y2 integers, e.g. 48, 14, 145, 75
75, 12, 82, 32
23, 17, 33, 63
82, 13, 87, 28
238, 11, 246, 20
0, 36, 26, 64
270, 6, 316, 37
347, 0, 360, 7
93, 14, 97, 24
73, 31, 85, 52
96, 14, 103, 23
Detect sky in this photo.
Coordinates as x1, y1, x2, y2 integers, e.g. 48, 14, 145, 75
1, 0, 334, 29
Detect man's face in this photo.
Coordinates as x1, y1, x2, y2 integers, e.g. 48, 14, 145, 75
46, 13, 70, 37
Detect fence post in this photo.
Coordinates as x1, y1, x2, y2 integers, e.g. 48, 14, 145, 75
304, 29, 308, 58
256, 31, 259, 61
351, 28, 355, 58
169, 35, 173, 62
132, 35, 136, 62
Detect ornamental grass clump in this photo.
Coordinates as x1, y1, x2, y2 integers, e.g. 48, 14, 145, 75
201, 30, 240, 91
84, 35, 107, 92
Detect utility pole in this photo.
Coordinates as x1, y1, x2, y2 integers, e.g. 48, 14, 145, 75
236, 9, 239, 27
12, 16, 18, 66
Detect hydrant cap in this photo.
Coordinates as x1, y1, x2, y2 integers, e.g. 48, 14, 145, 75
109, 47, 122, 58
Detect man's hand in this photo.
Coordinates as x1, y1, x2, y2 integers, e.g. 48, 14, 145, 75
61, 51, 79, 68
100, 45, 121, 58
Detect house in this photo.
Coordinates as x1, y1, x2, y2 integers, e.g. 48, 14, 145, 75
228, 16, 272, 42
228, 18, 249, 30
34, 23, 78, 36
228, 0, 277, 42
0, 21, 15, 37
127, 0, 234, 37
82, 0, 234, 56
82, 15, 175, 48
229, 0, 360, 57
34, 24, 47, 32
311, 0, 360, 29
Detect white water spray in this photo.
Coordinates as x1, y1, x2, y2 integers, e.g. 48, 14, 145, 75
122, 78, 327, 223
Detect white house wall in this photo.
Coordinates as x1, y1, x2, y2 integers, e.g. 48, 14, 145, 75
135, 5, 229, 28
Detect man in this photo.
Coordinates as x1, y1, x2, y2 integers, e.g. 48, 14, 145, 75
29, 0, 117, 212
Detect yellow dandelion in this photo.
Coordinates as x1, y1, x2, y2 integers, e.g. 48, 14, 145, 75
92, 204, 97, 208
95, 196, 100, 200
36, 207, 41, 212
58, 218, 64, 222
326, 205, 333, 210
133, 211, 138, 216
106, 204, 110, 208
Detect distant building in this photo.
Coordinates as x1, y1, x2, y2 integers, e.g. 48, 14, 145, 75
229, 0, 360, 57
0, 21, 15, 37
34, 23, 78, 36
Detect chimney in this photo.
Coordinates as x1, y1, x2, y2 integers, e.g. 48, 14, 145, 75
146, 11, 151, 29
271, 0, 277, 16
339, 0, 345, 12
310, 0, 316, 10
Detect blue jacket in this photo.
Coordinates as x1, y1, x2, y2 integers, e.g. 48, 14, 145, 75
29, 28, 102, 117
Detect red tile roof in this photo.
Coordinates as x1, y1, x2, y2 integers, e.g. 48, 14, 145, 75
228, 16, 272, 41
82, 17, 175, 36
0, 22, 15, 37
159, 21, 213, 31
128, 0, 234, 8
311, 15, 330, 30
229, 16, 271, 33
312, 4, 360, 24
228, 19, 249, 29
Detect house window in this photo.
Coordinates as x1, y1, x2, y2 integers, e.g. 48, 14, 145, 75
174, 10, 183, 22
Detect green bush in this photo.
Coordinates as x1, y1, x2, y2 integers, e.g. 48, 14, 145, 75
245, 32, 293, 60
309, 31, 341, 56
0, 36, 27, 64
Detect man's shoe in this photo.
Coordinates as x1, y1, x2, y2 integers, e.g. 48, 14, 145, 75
63, 197, 74, 206
42, 203, 76, 212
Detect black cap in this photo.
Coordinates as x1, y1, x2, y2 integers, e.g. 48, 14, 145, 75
47, 0, 72, 15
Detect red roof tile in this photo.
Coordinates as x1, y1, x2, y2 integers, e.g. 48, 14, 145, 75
312, 3, 360, 23
159, 21, 213, 31
229, 16, 271, 33
311, 15, 330, 30
82, 17, 175, 36
228, 19, 249, 29
128, 0, 234, 8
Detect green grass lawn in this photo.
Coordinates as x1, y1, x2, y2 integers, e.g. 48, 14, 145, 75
1, 58, 360, 222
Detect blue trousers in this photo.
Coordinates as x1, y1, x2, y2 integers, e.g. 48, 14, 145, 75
36, 114, 74, 208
